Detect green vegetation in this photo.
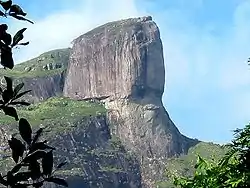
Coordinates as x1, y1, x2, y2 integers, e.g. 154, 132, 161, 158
166, 142, 228, 178
55, 168, 84, 177
169, 124, 250, 187
109, 136, 124, 151
0, 97, 106, 133
0, 48, 70, 78
156, 142, 228, 188
99, 166, 124, 173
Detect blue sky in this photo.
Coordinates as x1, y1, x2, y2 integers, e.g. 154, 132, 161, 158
8, 0, 250, 144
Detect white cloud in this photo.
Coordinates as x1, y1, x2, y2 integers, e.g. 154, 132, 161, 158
218, 61, 250, 90
11, 0, 142, 63
156, 0, 250, 142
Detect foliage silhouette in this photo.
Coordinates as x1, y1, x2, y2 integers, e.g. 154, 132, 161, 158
0, 1, 67, 187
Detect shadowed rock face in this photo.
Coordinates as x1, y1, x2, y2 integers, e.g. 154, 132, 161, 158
64, 16, 197, 187
20, 72, 65, 102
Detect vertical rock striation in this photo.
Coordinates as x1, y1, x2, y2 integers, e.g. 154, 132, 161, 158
64, 16, 164, 101
19, 72, 65, 102
64, 16, 197, 187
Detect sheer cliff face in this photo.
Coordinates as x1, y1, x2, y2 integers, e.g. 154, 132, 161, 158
64, 16, 195, 187
64, 16, 164, 101
20, 73, 65, 102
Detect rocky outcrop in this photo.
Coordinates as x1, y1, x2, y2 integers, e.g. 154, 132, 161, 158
16, 72, 65, 102
0, 48, 70, 102
63, 16, 164, 101
64, 16, 197, 187
50, 115, 142, 188
105, 100, 197, 187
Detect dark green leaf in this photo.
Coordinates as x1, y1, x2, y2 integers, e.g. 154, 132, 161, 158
11, 28, 26, 47
6, 171, 15, 185
11, 150, 19, 163
12, 184, 28, 188
32, 128, 43, 145
0, 10, 6, 17
0, 173, 7, 186
8, 137, 25, 163
42, 150, 53, 176
57, 161, 67, 169
2, 89, 12, 103
0, 47, 14, 69
0, 24, 7, 39
4, 76, 13, 93
33, 181, 43, 188
46, 177, 68, 187
0, 0, 12, 10
30, 142, 55, 153
2, 32, 11, 45
9, 13, 34, 24
2, 106, 18, 120
9, 4, 26, 16
14, 171, 32, 181
8, 137, 23, 150
29, 160, 41, 180
13, 82, 24, 96
0, 24, 7, 31
17, 41, 29, 46
11, 101, 30, 106
10, 163, 22, 174
19, 118, 32, 145
24, 150, 47, 162
14, 89, 31, 100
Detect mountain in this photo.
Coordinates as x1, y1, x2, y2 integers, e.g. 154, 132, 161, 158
63, 16, 199, 187
0, 16, 227, 188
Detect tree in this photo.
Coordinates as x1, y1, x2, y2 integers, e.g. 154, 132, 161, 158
0, 1, 67, 187
172, 74, 250, 187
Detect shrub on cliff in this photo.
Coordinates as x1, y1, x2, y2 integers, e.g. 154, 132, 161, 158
0, 1, 67, 187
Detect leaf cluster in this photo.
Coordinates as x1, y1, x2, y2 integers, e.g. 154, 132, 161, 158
0, 76, 31, 120
0, 0, 32, 69
3, 116, 68, 188
0, 1, 68, 187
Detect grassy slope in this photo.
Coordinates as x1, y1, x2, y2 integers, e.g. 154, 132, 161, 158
0, 97, 106, 173
0, 48, 70, 78
0, 97, 106, 133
